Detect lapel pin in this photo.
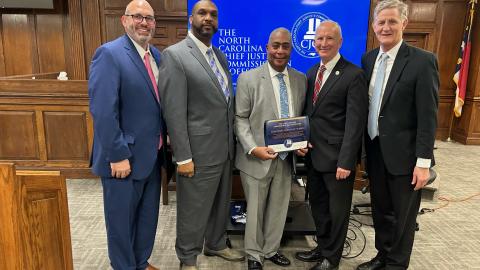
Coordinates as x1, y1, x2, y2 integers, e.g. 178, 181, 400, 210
335, 71, 340, 76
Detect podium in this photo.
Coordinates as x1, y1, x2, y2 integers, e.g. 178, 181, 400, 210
0, 163, 73, 270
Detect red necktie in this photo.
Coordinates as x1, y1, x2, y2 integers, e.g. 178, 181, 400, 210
143, 52, 163, 149
144, 52, 160, 101
312, 64, 327, 105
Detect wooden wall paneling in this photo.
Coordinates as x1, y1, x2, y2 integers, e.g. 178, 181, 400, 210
152, 19, 188, 51
103, 11, 125, 43
437, 98, 453, 139
65, 0, 87, 79
160, 0, 188, 15
43, 111, 89, 160
36, 15, 67, 74
35, 108, 48, 161
81, 0, 103, 76
0, 110, 39, 160
2, 14, 35, 75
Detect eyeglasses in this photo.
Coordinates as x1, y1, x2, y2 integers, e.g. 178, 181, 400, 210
125, 14, 155, 25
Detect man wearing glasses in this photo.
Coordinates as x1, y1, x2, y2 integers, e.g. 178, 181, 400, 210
89, 1, 164, 269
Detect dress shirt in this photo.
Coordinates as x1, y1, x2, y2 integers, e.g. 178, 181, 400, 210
317, 53, 341, 91
369, 40, 430, 168
127, 35, 159, 83
177, 32, 230, 165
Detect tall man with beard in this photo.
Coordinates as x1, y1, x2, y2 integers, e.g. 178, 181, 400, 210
159, 1, 244, 269
88, 1, 165, 269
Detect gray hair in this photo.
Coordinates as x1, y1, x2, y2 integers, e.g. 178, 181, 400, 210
374, 0, 409, 21
268, 27, 292, 44
318, 20, 343, 38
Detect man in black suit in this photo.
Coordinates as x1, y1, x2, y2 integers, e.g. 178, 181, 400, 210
357, 1, 439, 270
294, 20, 368, 270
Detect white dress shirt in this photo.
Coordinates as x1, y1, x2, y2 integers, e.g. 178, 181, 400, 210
177, 32, 230, 165
369, 40, 431, 168
318, 53, 341, 90
127, 35, 159, 83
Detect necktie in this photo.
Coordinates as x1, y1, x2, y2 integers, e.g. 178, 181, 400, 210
276, 73, 290, 119
143, 52, 163, 149
312, 64, 327, 105
143, 52, 159, 101
206, 48, 230, 101
276, 73, 290, 160
368, 53, 388, 140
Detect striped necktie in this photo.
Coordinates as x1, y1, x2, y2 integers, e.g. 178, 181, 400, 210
206, 48, 230, 101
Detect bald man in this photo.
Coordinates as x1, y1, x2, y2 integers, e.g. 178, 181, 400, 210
89, 1, 165, 269
295, 21, 368, 270
159, 1, 243, 269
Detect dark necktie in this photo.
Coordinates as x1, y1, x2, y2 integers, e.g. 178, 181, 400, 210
312, 64, 327, 105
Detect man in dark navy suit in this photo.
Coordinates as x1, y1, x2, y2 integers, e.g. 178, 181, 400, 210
88, 1, 165, 269
357, 1, 439, 269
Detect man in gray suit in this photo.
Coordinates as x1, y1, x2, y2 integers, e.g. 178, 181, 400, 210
235, 28, 307, 270
159, 1, 244, 269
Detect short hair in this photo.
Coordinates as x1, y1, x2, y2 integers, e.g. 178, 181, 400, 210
317, 20, 343, 39
268, 27, 292, 44
374, 0, 409, 21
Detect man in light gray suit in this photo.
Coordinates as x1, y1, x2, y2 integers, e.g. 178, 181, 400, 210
159, 1, 244, 269
235, 28, 307, 270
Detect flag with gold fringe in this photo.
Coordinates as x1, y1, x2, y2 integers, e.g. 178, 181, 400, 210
453, 0, 477, 117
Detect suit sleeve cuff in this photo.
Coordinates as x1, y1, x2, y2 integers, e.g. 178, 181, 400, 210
177, 158, 192, 165
416, 158, 431, 168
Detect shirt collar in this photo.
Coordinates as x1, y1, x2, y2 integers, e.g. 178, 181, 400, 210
188, 31, 213, 55
267, 63, 289, 79
127, 34, 151, 59
321, 53, 341, 71
379, 39, 403, 61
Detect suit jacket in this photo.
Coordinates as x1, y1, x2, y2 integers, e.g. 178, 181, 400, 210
88, 34, 166, 180
305, 56, 368, 172
235, 64, 307, 179
159, 36, 235, 166
362, 42, 439, 175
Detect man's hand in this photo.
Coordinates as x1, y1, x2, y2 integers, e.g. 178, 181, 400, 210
178, 161, 195, 178
295, 147, 308, 156
412, 166, 430, 190
336, 167, 351, 180
295, 142, 313, 157
251, 147, 278, 161
110, 159, 131, 179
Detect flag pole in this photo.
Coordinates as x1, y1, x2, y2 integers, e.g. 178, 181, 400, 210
447, 107, 454, 142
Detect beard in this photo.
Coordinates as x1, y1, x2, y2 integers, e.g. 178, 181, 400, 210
126, 24, 153, 46
192, 23, 218, 38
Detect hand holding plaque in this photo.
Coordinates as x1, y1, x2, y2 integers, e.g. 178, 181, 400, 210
264, 116, 310, 153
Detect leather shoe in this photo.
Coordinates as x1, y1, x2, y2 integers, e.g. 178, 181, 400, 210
179, 263, 198, 270
356, 256, 386, 270
266, 252, 290, 266
295, 248, 324, 262
248, 259, 263, 270
146, 264, 159, 270
310, 258, 338, 270
203, 247, 245, 261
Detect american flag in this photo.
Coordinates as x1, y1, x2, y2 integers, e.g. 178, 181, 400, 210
453, 0, 477, 117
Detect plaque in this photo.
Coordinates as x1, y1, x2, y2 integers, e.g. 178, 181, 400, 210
264, 116, 309, 152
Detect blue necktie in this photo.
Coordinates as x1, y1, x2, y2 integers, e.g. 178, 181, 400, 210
276, 73, 290, 118
368, 53, 388, 140
206, 48, 230, 101
276, 73, 289, 160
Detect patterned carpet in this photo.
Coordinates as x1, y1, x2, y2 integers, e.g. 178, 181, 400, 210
68, 140, 480, 269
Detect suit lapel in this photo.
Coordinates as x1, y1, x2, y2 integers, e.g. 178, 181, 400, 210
123, 35, 160, 106
261, 64, 279, 119
365, 48, 379, 82
380, 42, 409, 111
186, 37, 228, 105
311, 57, 346, 114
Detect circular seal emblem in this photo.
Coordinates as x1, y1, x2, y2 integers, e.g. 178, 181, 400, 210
284, 139, 293, 148
291, 12, 330, 58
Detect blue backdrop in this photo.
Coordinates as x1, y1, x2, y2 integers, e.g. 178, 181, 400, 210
187, 0, 371, 87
